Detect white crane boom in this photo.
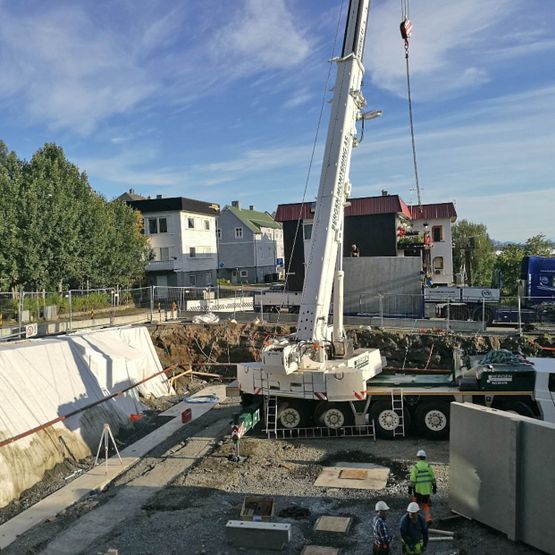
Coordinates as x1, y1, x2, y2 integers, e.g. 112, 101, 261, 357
296, 0, 369, 344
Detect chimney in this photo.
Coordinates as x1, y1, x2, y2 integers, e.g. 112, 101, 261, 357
249, 205, 255, 211
381, 189, 389, 196
231, 200, 239, 208
129, 188, 134, 194
156, 194, 162, 199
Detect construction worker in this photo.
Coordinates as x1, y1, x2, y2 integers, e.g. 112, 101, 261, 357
408, 449, 436, 522
399, 502, 428, 554
372, 500, 393, 555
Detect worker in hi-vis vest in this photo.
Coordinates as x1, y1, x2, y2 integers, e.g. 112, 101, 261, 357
408, 449, 436, 523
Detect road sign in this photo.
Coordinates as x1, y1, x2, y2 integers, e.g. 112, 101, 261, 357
25, 323, 38, 338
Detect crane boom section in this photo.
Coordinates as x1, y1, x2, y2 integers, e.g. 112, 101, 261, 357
296, 0, 369, 342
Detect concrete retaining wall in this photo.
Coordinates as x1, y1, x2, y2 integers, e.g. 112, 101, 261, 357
449, 403, 555, 554
343, 257, 423, 317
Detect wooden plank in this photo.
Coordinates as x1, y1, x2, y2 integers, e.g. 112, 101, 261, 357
314, 465, 389, 490
338, 468, 367, 480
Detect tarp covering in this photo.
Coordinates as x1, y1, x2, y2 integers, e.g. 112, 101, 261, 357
0, 326, 172, 508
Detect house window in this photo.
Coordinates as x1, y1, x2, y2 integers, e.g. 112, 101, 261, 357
147, 217, 167, 234
240, 270, 248, 278
216, 228, 221, 239
189, 274, 196, 286
189, 247, 196, 258
432, 225, 443, 242
204, 220, 210, 230
303, 224, 312, 240
235, 227, 243, 239
188, 217, 195, 229
159, 247, 170, 261
205, 273, 212, 285
433, 256, 444, 272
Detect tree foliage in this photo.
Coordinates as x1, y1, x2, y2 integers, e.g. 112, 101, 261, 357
452, 219, 495, 286
0, 141, 150, 291
494, 234, 553, 296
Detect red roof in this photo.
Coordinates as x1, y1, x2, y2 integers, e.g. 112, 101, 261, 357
409, 203, 457, 221
275, 195, 412, 222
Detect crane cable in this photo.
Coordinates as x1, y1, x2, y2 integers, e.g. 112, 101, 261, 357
400, 2, 422, 207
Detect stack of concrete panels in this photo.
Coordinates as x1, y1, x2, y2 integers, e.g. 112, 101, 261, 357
449, 402, 555, 554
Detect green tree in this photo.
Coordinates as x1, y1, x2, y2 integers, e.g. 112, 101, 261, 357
452, 219, 495, 286
0, 141, 149, 291
0, 141, 23, 290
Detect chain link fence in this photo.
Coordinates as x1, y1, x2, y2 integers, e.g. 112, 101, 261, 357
1, 287, 553, 341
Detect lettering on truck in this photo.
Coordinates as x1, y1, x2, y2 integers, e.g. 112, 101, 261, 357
354, 354, 369, 369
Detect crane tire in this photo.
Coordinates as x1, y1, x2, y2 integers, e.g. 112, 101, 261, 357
369, 401, 411, 439
314, 402, 352, 430
277, 401, 306, 429
415, 401, 450, 440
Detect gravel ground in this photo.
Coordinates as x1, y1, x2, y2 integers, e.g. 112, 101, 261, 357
3, 397, 544, 555
87, 430, 541, 555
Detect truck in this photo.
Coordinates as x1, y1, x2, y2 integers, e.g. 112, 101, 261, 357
239, 350, 555, 440
234, 0, 555, 441
427, 256, 555, 325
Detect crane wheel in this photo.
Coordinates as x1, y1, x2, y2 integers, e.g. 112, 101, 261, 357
493, 401, 536, 418
277, 402, 306, 429
369, 401, 411, 439
314, 402, 351, 430
415, 401, 450, 440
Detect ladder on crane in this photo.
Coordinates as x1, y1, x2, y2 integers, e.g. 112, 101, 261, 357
391, 388, 406, 437
261, 373, 278, 438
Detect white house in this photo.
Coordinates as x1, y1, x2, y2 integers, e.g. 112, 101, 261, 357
217, 201, 284, 283
127, 196, 220, 288
409, 203, 457, 285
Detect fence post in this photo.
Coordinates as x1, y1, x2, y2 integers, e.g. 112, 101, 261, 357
68, 290, 73, 331
18, 289, 23, 338
446, 298, 450, 332
482, 298, 486, 333
150, 286, 154, 323
517, 295, 522, 337
379, 294, 384, 328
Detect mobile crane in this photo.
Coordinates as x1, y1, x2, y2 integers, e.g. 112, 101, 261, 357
235, 0, 555, 440
237, 0, 387, 434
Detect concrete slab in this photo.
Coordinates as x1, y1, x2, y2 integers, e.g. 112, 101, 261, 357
314, 515, 352, 533
301, 546, 340, 555
0, 385, 224, 551
226, 520, 291, 550
314, 464, 389, 490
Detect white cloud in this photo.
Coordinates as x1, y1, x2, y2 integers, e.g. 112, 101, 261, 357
364, 0, 550, 99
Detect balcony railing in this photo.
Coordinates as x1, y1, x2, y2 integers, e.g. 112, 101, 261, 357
146, 260, 177, 271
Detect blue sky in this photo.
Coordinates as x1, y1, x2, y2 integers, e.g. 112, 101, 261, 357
0, 0, 554, 242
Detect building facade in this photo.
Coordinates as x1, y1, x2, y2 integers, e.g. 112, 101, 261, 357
127, 196, 219, 288
275, 193, 457, 290
217, 201, 284, 284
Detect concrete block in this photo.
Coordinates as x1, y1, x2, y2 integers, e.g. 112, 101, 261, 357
517, 418, 555, 554
301, 547, 340, 555
449, 402, 555, 554
314, 464, 389, 490
449, 403, 519, 536
314, 515, 352, 533
225, 520, 291, 550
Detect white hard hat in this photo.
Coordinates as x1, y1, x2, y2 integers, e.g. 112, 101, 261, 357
417, 449, 427, 458
375, 501, 390, 512
407, 502, 420, 513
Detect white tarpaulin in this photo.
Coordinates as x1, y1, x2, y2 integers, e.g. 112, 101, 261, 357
0, 326, 172, 508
